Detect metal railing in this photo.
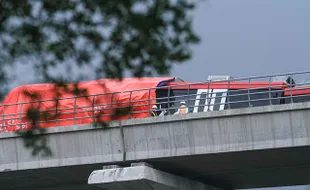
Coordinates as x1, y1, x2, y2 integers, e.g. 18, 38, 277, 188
1, 70, 310, 132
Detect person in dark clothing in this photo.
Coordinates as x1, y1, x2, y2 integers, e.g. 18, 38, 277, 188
150, 105, 161, 116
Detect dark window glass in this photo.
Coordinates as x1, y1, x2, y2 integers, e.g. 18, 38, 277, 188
156, 89, 198, 114
225, 88, 282, 109
169, 89, 228, 113
198, 92, 207, 112
284, 94, 310, 103
170, 89, 197, 113
156, 89, 175, 109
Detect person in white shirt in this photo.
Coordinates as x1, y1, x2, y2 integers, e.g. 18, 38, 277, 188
174, 101, 188, 115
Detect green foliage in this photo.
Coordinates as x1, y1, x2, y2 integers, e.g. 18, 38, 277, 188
15, 128, 52, 157
0, 0, 200, 156
0, 0, 199, 80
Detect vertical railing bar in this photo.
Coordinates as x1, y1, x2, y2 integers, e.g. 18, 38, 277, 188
92, 95, 95, 123
74, 97, 77, 125
129, 91, 132, 119
148, 89, 151, 116
38, 101, 41, 128
187, 84, 190, 109
289, 74, 293, 104
2, 105, 5, 132
19, 103, 23, 130
247, 78, 251, 107
55, 98, 59, 127
227, 78, 231, 109
167, 86, 171, 115
268, 76, 272, 106
110, 93, 114, 118
207, 80, 210, 111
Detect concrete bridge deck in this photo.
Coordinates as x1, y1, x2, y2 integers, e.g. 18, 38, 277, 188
1, 102, 310, 189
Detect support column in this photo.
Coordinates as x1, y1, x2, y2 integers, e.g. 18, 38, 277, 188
88, 162, 221, 190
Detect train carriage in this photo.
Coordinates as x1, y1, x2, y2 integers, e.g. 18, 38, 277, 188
154, 81, 288, 115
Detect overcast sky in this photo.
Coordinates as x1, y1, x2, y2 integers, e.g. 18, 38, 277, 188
171, 0, 310, 82
11, 0, 310, 87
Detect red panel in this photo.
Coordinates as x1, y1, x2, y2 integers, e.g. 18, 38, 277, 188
165, 82, 288, 90
283, 86, 310, 96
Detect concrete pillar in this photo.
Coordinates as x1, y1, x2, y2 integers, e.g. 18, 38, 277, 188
88, 162, 221, 190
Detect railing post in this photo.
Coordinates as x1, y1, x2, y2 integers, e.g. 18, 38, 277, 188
207, 80, 210, 111
187, 84, 190, 109
268, 76, 272, 106
19, 103, 23, 130
2, 105, 5, 132
129, 91, 132, 119
55, 99, 58, 127
247, 78, 251, 107
92, 95, 95, 122
289, 74, 293, 104
227, 78, 231, 109
38, 101, 41, 128
110, 93, 114, 118
148, 89, 151, 116
74, 97, 77, 125
167, 86, 171, 115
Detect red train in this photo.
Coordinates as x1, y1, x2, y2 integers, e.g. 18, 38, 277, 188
0, 75, 309, 132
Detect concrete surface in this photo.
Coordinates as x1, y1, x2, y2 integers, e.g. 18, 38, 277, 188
2, 102, 310, 189
88, 163, 221, 190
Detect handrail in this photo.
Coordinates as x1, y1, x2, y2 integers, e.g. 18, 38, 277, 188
1, 70, 310, 132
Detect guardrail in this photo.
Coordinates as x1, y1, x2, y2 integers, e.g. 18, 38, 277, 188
1, 70, 310, 132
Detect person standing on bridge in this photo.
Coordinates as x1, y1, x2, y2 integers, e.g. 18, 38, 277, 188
150, 105, 161, 116
174, 101, 188, 115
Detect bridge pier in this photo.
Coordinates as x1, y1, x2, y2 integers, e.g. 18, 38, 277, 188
88, 162, 221, 190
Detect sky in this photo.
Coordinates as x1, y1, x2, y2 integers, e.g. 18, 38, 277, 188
8, 1, 310, 189
10, 0, 310, 87
171, 0, 310, 82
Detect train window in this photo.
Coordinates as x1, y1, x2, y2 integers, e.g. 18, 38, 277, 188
171, 89, 200, 113
284, 94, 310, 103
155, 88, 174, 109
156, 89, 197, 113
225, 88, 282, 109
156, 89, 228, 114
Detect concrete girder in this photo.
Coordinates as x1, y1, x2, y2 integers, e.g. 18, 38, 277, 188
88, 163, 221, 190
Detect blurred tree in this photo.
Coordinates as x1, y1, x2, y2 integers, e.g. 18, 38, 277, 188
0, 0, 200, 156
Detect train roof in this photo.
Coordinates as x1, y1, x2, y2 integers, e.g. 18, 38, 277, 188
164, 81, 289, 90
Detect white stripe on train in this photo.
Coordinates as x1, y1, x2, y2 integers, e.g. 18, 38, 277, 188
193, 89, 228, 113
